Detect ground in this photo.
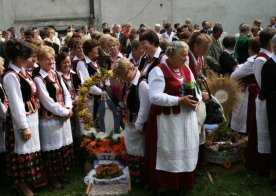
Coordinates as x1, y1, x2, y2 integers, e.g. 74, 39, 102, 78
1, 162, 276, 196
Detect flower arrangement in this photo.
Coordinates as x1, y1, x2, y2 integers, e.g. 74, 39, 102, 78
81, 133, 127, 159
76, 69, 114, 130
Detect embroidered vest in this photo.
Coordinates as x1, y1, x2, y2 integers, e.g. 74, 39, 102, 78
138, 51, 165, 79
3, 68, 38, 115
123, 83, 140, 123
152, 62, 192, 115
62, 72, 81, 100
188, 50, 205, 80
37, 71, 65, 118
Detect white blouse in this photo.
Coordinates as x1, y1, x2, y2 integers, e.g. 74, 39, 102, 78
231, 55, 256, 80
76, 55, 102, 95
3, 64, 30, 129
148, 66, 179, 106
34, 69, 72, 117
253, 48, 272, 87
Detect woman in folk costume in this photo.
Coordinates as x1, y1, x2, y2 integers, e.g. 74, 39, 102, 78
187, 32, 211, 164
231, 38, 260, 134
250, 28, 276, 175
138, 30, 165, 79
0, 57, 8, 184
145, 41, 201, 194
56, 52, 81, 107
104, 35, 124, 103
76, 39, 102, 118
71, 40, 84, 71
261, 34, 276, 192
113, 57, 151, 183
34, 46, 74, 189
3, 40, 46, 196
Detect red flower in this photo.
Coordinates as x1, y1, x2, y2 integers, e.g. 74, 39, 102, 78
18, 156, 25, 163
31, 169, 36, 175
19, 171, 25, 178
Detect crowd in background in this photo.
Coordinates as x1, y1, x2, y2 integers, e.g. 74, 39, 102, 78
0, 15, 276, 196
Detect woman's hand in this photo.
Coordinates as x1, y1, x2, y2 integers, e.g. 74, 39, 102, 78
67, 109, 73, 119
178, 95, 198, 111
202, 91, 210, 102
21, 128, 31, 141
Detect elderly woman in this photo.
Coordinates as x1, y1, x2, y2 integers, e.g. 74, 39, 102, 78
4, 40, 45, 196
113, 57, 150, 183
145, 41, 200, 194
34, 46, 74, 189
261, 34, 276, 192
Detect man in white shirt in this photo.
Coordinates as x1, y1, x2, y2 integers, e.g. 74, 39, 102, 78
161, 23, 175, 43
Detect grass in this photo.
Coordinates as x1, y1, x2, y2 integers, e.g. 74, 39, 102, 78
1, 162, 276, 196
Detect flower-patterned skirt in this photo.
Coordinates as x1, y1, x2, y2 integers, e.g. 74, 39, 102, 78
5, 123, 46, 185
0, 152, 6, 181
42, 144, 74, 177
125, 154, 144, 184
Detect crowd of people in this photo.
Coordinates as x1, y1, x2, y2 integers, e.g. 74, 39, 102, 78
0, 15, 276, 196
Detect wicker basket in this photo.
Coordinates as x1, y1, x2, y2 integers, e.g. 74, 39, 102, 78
204, 147, 244, 164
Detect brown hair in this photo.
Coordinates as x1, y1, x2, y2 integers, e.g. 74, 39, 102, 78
188, 32, 211, 48
113, 57, 134, 78
37, 45, 55, 61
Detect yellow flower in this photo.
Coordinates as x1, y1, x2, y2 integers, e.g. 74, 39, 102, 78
78, 109, 86, 117
80, 86, 89, 93
86, 77, 93, 85
107, 70, 113, 77
84, 124, 91, 130
78, 94, 84, 102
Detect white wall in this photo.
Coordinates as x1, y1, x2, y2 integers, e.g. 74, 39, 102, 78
0, 0, 90, 32
0, 0, 275, 35
96, 0, 275, 35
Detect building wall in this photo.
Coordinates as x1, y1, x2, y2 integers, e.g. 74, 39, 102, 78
0, 0, 275, 35
0, 0, 90, 31
96, 0, 275, 35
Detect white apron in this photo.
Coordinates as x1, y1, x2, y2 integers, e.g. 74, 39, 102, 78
13, 111, 41, 154
231, 89, 249, 133
156, 106, 199, 173
256, 97, 271, 153
125, 122, 145, 156
39, 118, 73, 152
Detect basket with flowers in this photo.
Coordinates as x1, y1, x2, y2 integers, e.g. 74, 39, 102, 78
204, 122, 248, 165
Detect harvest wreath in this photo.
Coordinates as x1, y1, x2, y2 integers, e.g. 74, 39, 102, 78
76, 69, 127, 159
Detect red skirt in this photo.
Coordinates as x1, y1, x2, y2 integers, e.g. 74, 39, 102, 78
144, 107, 196, 192
244, 84, 270, 175
42, 144, 74, 177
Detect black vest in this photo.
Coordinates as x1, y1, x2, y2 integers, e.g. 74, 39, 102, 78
62, 72, 81, 99
37, 71, 65, 118
0, 84, 6, 103
4, 68, 37, 114
138, 51, 165, 80
125, 84, 140, 122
